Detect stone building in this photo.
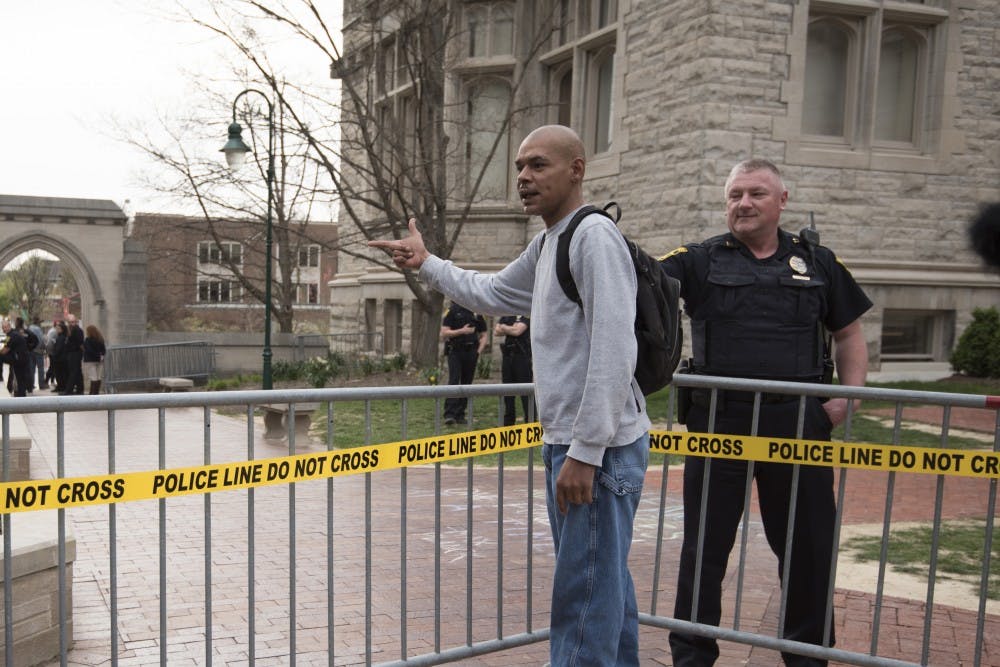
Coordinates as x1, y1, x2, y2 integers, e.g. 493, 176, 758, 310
331, 0, 1000, 371
133, 213, 338, 334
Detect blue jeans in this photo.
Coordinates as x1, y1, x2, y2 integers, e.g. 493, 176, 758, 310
32, 353, 45, 390
543, 433, 649, 666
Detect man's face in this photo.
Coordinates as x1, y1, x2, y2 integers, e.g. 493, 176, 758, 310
514, 134, 580, 224
67, 317, 77, 328
725, 168, 788, 243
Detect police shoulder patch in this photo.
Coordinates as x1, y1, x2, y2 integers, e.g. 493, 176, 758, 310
658, 246, 688, 261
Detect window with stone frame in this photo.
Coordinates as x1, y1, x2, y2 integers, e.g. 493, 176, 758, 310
465, 1, 514, 59
541, 0, 620, 158
464, 78, 512, 200
793, 1, 949, 160
880, 308, 954, 362
458, 3, 517, 202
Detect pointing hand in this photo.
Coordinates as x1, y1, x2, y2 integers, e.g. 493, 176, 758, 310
368, 218, 430, 270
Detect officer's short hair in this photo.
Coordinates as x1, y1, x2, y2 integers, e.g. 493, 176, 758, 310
724, 158, 786, 196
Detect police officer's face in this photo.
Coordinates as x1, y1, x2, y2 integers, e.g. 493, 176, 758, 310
725, 169, 788, 243
514, 131, 583, 225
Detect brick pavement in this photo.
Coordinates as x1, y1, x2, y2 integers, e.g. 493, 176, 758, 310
15, 402, 999, 666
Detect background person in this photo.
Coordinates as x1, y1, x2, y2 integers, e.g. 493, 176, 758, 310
51, 321, 68, 393
28, 316, 45, 392
494, 314, 533, 425
0, 319, 30, 397
659, 158, 872, 667
61, 314, 85, 395
83, 324, 106, 395
439, 302, 487, 425
370, 124, 650, 667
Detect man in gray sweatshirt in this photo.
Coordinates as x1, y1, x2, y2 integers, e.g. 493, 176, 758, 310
370, 124, 650, 666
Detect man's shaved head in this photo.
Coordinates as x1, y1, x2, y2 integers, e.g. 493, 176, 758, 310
523, 124, 586, 163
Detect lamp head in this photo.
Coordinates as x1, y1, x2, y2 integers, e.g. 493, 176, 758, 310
220, 122, 252, 171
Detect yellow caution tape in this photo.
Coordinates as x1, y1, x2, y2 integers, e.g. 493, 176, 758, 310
650, 429, 1000, 479
1, 423, 995, 514
0, 423, 543, 514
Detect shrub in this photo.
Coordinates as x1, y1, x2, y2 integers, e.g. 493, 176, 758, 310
476, 353, 493, 380
383, 353, 408, 372
951, 307, 1000, 378
272, 359, 305, 382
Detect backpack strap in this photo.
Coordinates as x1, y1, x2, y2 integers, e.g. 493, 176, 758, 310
552, 202, 619, 306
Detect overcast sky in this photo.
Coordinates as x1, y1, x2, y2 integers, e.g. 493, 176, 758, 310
0, 1, 338, 216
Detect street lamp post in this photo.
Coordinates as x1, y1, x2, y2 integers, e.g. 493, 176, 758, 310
221, 89, 275, 390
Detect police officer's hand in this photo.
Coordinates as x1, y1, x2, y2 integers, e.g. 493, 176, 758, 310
823, 397, 852, 427
368, 218, 430, 269
556, 457, 597, 514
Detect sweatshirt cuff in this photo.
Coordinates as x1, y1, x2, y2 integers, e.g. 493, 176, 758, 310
418, 255, 446, 284
567, 441, 606, 468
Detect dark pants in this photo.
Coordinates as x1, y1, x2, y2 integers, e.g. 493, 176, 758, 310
5, 361, 30, 397
500, 350, 533, 425
670, 396, 836, 667
64, 353, 84, 395
443, 346, 478, 422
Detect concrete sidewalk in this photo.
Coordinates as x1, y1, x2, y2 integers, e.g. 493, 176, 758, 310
13, 401, 998, 666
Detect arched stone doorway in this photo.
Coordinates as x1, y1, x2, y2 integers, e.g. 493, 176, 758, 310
0, 195, 147, 344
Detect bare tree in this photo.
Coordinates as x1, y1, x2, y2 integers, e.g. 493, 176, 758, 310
1, 255, 56, 322
183, 0, 557, 365
121, 79, 336, 334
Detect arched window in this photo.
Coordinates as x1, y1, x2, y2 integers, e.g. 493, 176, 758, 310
557, 68, 573, 127
544, 0, 620, 162
876, 28, 921, 144
592, 50, 615, 153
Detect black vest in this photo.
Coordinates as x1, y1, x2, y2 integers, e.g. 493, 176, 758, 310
690, 235, 826, 381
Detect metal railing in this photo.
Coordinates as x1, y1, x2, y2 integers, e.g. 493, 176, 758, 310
103, 340, 216, 392
0, 377, 998, 666
292, 332, 385, 361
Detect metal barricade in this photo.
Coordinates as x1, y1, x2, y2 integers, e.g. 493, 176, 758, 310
0, 377, 997, 666
103, 341, 216, 392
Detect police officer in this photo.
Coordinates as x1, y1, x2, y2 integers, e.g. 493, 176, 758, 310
440, 302, 487, 425
494, 315, 533, 425
660, 159, 872, 667
0, 319, 31, 397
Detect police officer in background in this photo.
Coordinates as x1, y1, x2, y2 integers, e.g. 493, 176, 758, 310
0, 319, 31, 397
660, 158, 872, 667
495, 315, 533, 425
440, 302, 487, 425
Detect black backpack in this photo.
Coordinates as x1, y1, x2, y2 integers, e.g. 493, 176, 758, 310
24, 329, 39, 352
547, 203, 683, 395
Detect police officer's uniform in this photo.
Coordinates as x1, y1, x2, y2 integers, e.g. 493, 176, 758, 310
660, 228, 872, 667
497, 315, 533, 425
0, 329, 31, 398
442, 304, 487, 424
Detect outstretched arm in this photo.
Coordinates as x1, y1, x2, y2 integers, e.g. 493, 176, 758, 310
368, 219, 431, 270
